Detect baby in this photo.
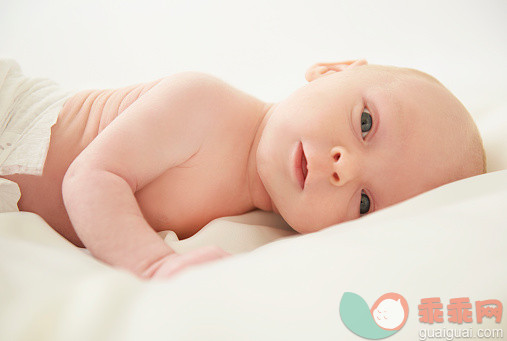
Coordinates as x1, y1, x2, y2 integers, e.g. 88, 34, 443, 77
0, 59, 486, 279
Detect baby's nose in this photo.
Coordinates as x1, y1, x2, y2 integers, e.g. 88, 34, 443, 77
329, 146, 358, 187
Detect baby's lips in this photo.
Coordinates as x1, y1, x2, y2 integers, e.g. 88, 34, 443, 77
302, 149, 308, 180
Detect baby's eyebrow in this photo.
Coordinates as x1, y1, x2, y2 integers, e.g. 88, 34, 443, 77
349, 101, 364, 142
360, 96, 387, 214
365, 97, 382, 144
347, 186, 357, 220
366, 92, 413, 214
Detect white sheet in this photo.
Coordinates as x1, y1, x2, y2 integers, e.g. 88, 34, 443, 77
1, 168, 506, 340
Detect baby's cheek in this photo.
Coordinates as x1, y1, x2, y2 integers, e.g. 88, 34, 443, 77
287, 214, 336, 234
279, 191, 345, 233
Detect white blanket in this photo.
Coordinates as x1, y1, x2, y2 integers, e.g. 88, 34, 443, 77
0, 167, 506, 341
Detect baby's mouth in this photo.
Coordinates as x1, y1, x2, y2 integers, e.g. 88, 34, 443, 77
294, 141, 308, 190
301, 146, 308, 185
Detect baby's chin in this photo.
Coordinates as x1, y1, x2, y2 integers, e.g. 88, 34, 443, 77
281, 214, 332, 234
277, 211, 308, 234
285, 211, 356, 234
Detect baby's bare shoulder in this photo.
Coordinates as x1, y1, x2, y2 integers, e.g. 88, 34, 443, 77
159, 71, 265, 136
161, 71, 263, 113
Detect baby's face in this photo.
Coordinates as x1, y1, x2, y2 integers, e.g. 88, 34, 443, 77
256, 63, 476, 233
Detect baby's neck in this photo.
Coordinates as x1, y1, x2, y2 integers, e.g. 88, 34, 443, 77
245, 101, 279, 214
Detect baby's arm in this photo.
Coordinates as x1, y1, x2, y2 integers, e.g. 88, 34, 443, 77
62, 72, 225, 278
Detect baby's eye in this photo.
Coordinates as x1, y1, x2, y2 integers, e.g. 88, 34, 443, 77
360, 191, 371, 215
361, 108, 372, 139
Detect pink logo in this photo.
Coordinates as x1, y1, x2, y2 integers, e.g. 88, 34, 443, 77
371, 292, 409, 331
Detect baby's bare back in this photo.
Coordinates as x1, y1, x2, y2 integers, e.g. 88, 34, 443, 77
3, 73, 263, 249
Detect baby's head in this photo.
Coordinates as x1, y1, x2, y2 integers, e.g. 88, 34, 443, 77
256, 59, 486, 233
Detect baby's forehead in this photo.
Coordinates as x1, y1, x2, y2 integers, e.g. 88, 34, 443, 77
363, 67, 446, 113
359, 64, 442, 90
365, 64, 431, 78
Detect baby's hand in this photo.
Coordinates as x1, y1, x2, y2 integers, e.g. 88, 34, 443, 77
145, 245, 232, 279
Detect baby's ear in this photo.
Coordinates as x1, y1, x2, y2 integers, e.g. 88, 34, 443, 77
305, 59, 368, 82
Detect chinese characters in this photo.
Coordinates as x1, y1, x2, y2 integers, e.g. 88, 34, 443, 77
418, 297, 502, 324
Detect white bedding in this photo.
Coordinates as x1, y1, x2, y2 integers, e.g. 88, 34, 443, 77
1, 171, 506, 340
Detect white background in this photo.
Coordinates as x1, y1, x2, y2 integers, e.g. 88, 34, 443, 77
1, 0, 506, 119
